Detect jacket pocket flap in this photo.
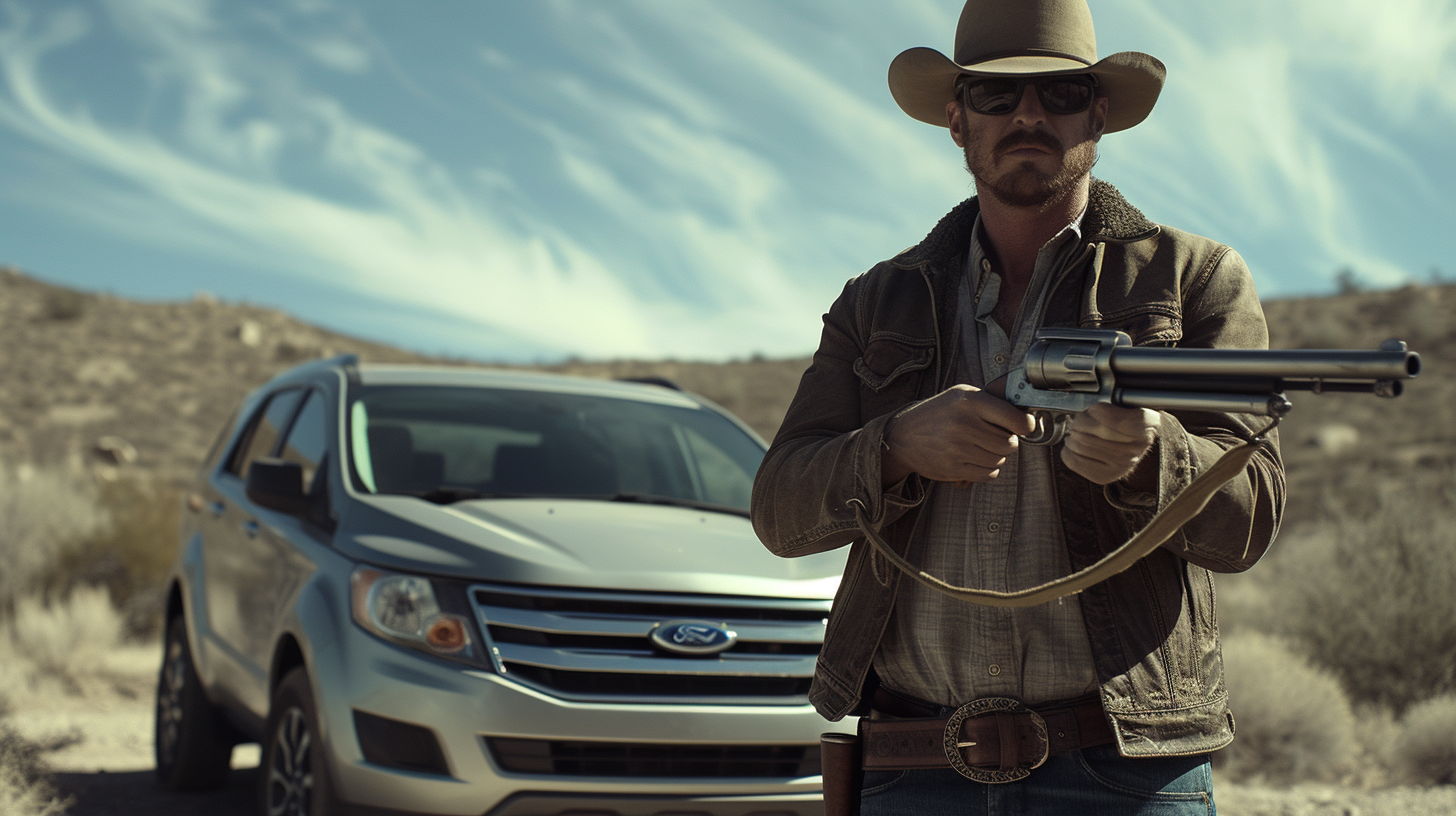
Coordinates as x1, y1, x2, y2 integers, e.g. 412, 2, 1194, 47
853, 339, 934, 392
1097, 311, 1183, 346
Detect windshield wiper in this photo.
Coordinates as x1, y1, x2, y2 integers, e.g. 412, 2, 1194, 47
599, 492, 749, 518
402, 488, 749, 517
405, 488, 530, 504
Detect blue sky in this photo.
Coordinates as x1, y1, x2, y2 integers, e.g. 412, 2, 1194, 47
1, 0, 1451, 362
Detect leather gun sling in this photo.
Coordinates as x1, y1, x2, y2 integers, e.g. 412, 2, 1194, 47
852, 436, 1268, 608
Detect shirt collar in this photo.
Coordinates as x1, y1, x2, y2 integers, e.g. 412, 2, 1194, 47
964, 206, 1089, 319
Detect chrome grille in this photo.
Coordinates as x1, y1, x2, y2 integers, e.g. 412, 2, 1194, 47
469, 584, 829, 704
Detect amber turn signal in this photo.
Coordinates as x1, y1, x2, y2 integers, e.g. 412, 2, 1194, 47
426, 616, 469, 653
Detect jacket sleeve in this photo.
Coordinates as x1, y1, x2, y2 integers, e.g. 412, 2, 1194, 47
750, 274, 926, 558
1113, 246, 1286, 573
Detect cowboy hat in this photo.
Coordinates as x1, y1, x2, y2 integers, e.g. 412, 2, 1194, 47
889, 0, 1166, 133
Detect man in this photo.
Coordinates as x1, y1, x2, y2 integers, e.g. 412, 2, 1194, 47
750, 0, 1284, 812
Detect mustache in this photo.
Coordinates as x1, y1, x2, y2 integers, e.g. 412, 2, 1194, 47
996, 130, 1063, 154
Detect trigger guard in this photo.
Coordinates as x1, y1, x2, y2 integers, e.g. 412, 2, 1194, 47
1023, 411, 1068, 446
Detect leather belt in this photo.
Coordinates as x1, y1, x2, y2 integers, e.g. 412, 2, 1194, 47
860, 695, 1114, 784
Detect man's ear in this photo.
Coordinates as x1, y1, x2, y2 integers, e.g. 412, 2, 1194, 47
947, 101, 967, 148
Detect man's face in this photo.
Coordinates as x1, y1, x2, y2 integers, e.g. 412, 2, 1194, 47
947, 76, 1109, 210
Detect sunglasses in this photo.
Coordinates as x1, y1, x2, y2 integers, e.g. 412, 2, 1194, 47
957, 74, 1099, 116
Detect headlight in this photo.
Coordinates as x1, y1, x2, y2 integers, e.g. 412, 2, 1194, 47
351, 567, 477, 662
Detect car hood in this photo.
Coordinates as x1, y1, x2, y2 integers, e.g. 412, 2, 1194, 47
336, 495, 845, 599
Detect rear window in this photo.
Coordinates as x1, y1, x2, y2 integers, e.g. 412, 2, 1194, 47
347, 385, 764, 511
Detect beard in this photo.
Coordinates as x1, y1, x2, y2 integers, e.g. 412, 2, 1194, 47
962, 114, 1099, 210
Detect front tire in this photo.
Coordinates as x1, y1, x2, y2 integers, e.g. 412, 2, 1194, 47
154, 614, 236, 790
260, 667, 337, 816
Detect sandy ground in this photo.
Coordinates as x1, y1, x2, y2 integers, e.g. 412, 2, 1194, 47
4, 641, 1454, 816
2, 641, 260, 815
48, 764, 259, 816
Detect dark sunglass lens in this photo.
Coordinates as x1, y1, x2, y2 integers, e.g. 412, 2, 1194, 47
1037, 78, 1094, 114
964, 78, 1021, 115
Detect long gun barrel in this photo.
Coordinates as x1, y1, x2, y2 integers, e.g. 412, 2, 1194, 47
1004, 328, 1421, 445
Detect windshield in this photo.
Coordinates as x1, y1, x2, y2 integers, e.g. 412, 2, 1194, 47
348, 384, 764, 512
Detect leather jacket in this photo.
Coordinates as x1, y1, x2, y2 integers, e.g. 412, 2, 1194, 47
750, 179, 1284, 757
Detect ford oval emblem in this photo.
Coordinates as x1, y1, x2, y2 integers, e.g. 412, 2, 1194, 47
649, 620, 737, 656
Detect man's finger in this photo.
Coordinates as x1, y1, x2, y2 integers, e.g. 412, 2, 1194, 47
1079, 404, 1159, 441
947, 386, 1037, 437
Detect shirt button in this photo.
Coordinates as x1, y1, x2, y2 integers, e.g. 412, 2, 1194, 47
988, 664, 1002, 677
987, 522, 1000, 533
994, 354, 1007, 365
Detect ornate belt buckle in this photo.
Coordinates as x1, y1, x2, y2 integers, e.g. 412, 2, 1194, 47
942, 697, 1049, 784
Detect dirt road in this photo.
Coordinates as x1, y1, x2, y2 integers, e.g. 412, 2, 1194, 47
0, 642, 254, 816
12, 644, 1456, 816
47, 751, 1456, 816
54, 765, 257, 816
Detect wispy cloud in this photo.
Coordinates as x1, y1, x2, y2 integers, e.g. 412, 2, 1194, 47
0, 0, 1448, 362
1101, 0, 1454, 289
0, 1, 821, 357
503, 0, 975, 312
1, 0, 954, 358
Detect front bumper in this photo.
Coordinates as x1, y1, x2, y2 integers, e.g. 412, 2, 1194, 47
311, 626, 831, 816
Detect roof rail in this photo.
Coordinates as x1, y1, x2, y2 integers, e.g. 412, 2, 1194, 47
616, 375, 682, 391
328, 352, 361, 386
283, 352, 359, 374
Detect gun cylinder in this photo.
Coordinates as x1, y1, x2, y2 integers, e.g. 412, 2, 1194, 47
1024, 340, 1102, 392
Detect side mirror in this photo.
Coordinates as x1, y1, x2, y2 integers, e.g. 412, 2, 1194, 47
246, 458, 313, 516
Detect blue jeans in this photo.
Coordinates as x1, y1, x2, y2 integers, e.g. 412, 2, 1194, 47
859, 745, 1214, 815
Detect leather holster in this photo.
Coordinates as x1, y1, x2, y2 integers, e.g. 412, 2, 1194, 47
820, 730, 863, 816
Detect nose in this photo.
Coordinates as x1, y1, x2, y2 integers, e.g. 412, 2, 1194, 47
1012, 83, 1048, 127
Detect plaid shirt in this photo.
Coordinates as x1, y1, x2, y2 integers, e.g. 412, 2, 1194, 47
872, 214, 1099, 708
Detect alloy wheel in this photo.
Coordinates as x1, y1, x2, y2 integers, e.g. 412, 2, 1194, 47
265, 707, 315, 816
155, 633, 187, 766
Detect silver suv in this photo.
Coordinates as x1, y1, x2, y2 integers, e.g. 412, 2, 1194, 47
154, 355, 845, 815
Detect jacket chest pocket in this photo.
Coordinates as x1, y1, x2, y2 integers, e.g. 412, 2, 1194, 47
853, 336, 935, 420
1095, 310, 1183, 347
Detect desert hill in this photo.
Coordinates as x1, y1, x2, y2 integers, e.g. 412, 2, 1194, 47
1, 265, 1451, 530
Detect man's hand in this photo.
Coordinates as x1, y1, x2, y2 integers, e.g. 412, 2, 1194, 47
881, 385, 1037, 486
1060, 403, 1160, 487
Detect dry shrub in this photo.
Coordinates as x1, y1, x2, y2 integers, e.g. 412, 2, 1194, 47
40, 285, 87, 321
0, 465, 111, 613
94, 476, 179, 587
0, 465, 176, 633
1287, 307, 1352, 349
1391, 694, 1456, 785
0, 724, 69, 816
1388, 285, 1451, 346
1211, 570, 1274, 638
1217, 632, 1358, 784
1269, 482, 1456, 713
6, 586, 123, 684
66, 475, 181, 636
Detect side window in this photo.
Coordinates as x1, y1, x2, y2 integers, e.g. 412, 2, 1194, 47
278, 391, 328, 494
200, 406, 241, 472
228, 389, 305, 479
